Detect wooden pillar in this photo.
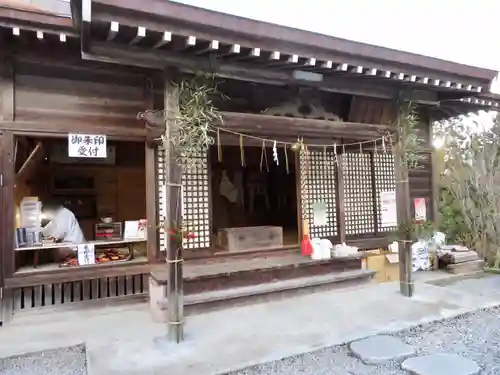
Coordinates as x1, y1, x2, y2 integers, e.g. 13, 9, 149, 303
394, 145, 413, 297
145, 78, 159, 264
336, 153, 346, 243
163, 79, 184, 342
0, 130, 15, 324
145, 145, 158, 263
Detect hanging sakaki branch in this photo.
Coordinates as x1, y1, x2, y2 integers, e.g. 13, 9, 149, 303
393, 101, 426, 169
167, 73, 226, 169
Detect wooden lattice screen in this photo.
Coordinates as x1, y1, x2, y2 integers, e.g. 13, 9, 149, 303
157, 147, 211, 250
343, 152, 375, 235
300, 149, 337, 238
374, 152, 397, 232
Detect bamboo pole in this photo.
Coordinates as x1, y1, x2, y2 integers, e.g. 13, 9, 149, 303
164, 80, 184, 342
394, 136, 414, 297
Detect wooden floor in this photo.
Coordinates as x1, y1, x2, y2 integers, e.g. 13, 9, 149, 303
184, 251, 342, 279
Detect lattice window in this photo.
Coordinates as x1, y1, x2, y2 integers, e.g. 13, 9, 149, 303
157, 147, 167, 250
181, 153, 211, 249
300, 149, 337, 238
374, 152, 397, 232
343, 152, 375, 235
157, 147, 211, 250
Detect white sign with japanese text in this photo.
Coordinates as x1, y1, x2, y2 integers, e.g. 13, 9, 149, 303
68, 134, 107, 158
380, 191, 397, 227
75, 243, 96, 266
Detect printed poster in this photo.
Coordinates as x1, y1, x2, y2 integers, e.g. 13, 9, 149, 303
380, 191, 397, 227
414, 198, 427, 221
312, 201, 328, 226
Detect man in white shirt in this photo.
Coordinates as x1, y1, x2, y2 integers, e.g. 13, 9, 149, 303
42, 198, 85, 260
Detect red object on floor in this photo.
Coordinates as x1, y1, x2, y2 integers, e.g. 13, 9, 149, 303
301, 234, 313, 256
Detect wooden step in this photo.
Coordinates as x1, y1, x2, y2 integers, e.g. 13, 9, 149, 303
181, 254, 363, 294
446, 260, 485, 275
160, 269, 375, 316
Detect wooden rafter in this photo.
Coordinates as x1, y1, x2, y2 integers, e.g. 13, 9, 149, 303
16, 141, 43, 184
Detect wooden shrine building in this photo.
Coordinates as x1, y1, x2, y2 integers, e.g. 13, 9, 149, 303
0, 0, 498, 323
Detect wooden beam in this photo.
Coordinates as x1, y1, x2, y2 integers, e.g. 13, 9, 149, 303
152, 31, 171, 49
130, 26, 146, 45
16, 142, 44, 184
90, 0, 495, 86
84, 41, 440, 103
107, 21, 119, 41
0, 121, 146, 141
221, 112, 391, 138
184, 36, 196, 48
194, 40, 219, 56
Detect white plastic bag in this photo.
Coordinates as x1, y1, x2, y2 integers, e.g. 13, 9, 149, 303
411, 241, 430, 271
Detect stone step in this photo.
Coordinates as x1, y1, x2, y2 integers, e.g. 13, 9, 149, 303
152, 269, 375, 321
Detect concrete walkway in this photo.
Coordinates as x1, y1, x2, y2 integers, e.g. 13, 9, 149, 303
1, 273, 500, 375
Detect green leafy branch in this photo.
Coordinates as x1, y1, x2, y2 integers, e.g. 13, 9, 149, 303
393, 101, 426, 170
170, 73, 226, 169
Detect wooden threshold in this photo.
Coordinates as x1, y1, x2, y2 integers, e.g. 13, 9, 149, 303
184, 244, 300, 260
5, 258, 149, 289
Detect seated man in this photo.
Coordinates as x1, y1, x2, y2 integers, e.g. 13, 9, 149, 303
41, 198, 85, 260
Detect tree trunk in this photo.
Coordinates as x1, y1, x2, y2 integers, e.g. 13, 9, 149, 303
164, 80, 184, 342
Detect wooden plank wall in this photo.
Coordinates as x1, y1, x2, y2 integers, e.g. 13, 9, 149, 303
14, 72, 145, 130
1, 59, 148, 137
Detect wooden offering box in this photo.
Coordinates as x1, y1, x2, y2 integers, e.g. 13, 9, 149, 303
218, 226, 283, 252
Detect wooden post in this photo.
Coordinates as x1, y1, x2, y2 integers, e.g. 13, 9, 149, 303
429, 115, 440, 226
336, 153, 346, 243
394, 144, 413, 297
164, 79, 184, 342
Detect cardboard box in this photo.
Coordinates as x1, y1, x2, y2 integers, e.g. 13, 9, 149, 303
361, 249, 400, 283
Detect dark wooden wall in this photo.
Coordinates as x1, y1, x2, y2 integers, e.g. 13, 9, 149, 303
13, 60, 147, 131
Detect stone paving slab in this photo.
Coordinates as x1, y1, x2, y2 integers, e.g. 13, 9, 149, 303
1, 277, 500, 375
401, 354, 481, 375
349, 335, 415, 364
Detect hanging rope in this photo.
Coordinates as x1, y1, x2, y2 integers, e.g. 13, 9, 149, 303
212, 125, 391, 149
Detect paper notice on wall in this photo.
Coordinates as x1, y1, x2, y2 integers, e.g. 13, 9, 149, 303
380, 191, 397, 227
312, 201, 328, 226
414, 198, 427, 221
76, 243, 96, 266
68, 133, 107, 158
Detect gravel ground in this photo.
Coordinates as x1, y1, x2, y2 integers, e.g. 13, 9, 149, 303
0, 345, 87, 375
228, 307, 500, 375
